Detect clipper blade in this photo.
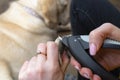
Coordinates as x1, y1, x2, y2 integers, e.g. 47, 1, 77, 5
55, 36, 70, 66
55, 36, 64, 54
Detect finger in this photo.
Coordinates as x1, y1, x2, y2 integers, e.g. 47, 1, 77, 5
92, 74, 102, 80
47, 41, 59, 65
19, 61, 29, 80
19, 61, 29, 73
89, 23, 115, 55
79, 67, 93, 79
37, 43, 47, 55
61, 51, 70, 72
36, 54, 46, 70
23, 57, 37, 80
27, 56, 37, 72
70, 57, 81, 71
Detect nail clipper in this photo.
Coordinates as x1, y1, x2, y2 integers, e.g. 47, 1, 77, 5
55, 35, 120, 80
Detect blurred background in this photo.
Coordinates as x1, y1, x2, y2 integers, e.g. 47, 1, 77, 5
0, 0, 120, 14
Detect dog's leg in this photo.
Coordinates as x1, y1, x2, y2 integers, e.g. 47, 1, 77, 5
0, 60, 13, 80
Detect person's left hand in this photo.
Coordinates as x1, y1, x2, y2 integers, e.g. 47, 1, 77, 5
18, 41, 69, 80
71, 23, 120, 80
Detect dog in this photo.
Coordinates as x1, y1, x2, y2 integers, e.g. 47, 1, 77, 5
0, 0, 70, 80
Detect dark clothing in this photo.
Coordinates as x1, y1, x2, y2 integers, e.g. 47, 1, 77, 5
70, 0, 120, 79
70, 0, 120, 35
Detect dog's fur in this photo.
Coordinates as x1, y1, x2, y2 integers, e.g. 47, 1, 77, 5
0, 0, 70, 80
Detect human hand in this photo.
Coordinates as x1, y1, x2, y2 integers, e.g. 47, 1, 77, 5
71, 23, 120, 80
89, 23, 120, 70
18, 41, 69, 80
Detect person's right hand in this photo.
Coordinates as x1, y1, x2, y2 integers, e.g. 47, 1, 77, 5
19, 41, 69, 80
71, 23, 120, 80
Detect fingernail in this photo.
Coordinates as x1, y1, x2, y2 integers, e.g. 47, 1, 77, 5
90, 43, 96, 56
83, 73, 90, 79
74, 66, 80, 70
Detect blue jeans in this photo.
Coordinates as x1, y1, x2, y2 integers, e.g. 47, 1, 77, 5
70, 0, 120, 79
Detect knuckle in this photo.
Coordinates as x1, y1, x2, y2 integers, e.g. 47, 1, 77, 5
101, 23, 113, 29
89, 30, 97, 38
102, 23, 112, 26
35, 68, 44, 74
26, 70, 34, 77
89, 30, 95, 36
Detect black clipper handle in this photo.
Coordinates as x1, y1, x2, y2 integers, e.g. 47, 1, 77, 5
61, 36, 119, 80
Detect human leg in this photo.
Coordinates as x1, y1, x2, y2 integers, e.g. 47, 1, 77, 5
70, 0, 120, 79
70, 0, 120, 35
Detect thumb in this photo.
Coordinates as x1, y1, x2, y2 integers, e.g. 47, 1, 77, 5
89, 23, 115, 56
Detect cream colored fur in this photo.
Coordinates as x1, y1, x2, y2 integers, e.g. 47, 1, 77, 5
0, 0, 70, 80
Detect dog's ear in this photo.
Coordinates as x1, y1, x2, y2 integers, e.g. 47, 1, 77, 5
37, 0, 70, 29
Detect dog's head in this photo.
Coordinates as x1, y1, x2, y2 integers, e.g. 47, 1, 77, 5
37, 0, 70, 29
18, 0, 70, 30
57, 0, 70, 25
